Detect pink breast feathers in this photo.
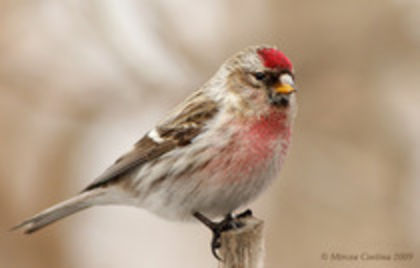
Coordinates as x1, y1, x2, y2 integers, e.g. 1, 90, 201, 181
247, 110, 290, 142
242, 110, 291, 161
208, 109, 291, 179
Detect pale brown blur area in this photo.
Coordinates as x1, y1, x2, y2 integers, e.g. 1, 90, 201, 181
1, 1, 419, 267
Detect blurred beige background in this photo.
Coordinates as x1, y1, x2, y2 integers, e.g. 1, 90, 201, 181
1, 0, 419, 267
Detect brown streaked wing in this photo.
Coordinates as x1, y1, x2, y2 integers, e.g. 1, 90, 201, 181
82, 137, 177, 191
158, 100, 218, 146
82, 98, 219, 191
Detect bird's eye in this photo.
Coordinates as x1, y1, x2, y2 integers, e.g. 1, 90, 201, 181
253, 72, 266, 81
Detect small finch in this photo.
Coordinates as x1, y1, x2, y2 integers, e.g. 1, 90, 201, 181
13, 45, 297, 257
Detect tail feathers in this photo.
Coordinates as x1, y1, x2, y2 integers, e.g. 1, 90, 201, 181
11, 189, 106, 234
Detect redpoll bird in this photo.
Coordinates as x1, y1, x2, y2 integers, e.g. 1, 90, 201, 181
13, 45, 297, 258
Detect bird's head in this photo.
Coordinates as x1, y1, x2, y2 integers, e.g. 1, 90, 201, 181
214, 45, 296, 117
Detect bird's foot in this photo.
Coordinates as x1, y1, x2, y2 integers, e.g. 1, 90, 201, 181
193, 209, 253, 260
236, 208, 253, 219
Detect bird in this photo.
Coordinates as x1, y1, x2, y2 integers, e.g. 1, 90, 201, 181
12, 45, 297, 258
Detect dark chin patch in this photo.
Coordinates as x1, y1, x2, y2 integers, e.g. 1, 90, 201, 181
278, 97, 290, 107
269, 94, 290, 108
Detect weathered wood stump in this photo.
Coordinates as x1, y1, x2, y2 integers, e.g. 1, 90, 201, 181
218, 216, 264, 268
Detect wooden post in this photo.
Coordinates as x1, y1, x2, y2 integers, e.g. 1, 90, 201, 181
218, 216, 265, 268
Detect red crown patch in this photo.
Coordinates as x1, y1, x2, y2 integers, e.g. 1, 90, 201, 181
257, 48, 292, 70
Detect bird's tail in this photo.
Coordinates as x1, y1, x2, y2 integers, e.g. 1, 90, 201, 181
11, 189, 106, 234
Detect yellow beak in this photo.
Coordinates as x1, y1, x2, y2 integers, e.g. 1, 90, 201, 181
275, 83, 295, 94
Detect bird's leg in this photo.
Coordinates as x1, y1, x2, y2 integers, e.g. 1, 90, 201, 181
236, 208, 253, 219
193, 211, 227, 260
193, 209, 254, 260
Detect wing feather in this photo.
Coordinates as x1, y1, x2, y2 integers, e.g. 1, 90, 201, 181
82, 97, 218, 191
